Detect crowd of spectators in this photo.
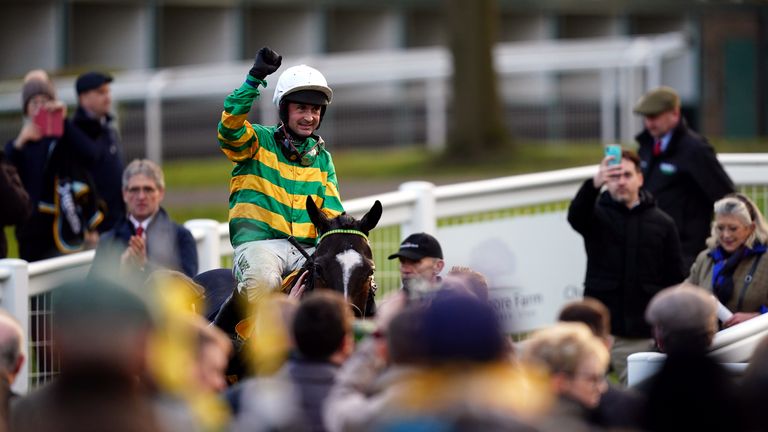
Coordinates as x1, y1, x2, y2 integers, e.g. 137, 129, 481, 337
1, 69, 767, 432
2, 228, 767, 431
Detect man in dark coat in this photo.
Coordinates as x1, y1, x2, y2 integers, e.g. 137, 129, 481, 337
232, 290, 354, 431
91, 159, 198, 280
71, 71, 125, 233
568, 150, 685, 384
634, 86, 735, 271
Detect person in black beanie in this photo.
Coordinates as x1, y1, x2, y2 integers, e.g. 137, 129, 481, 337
4, 70, 104, 261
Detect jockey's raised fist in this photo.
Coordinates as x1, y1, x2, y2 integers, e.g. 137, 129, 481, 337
249, 47, 282, 80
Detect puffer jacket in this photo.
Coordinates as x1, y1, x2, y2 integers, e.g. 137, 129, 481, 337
568, 179, 685, 337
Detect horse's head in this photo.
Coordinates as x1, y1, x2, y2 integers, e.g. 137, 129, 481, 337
306, 196, 382, 317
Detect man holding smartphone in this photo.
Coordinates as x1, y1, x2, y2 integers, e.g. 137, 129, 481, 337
568, 149, 685, 384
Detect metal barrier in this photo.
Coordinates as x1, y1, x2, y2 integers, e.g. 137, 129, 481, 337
0, 33, 689, 162
2, 153, 768, 393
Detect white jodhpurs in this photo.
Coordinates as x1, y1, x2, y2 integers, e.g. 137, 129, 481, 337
233, 239, 315, 303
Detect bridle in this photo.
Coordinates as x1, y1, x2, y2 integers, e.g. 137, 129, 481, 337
287, 228, 369, 261
287, 230, 376, 316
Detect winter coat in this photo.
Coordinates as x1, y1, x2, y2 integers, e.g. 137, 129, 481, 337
687, 247, 768, 313
0, 150, 30, 258
70, 107, 125, 232
285, 359, 339, 432
90, 208, 198, 278
568, 179, 685, 337
636, 118, 735, 269
4, 125, 103, 261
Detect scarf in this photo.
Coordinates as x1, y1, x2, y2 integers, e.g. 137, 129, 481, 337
710, 243, 767, 305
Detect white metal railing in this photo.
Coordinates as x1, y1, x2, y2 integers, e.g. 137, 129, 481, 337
2, 152, 768, 393
0, 33, 688, 162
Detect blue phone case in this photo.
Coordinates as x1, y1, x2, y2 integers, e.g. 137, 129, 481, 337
604, 145, 621, 165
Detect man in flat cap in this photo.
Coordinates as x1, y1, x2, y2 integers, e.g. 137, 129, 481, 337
71, 71, 125, 233
634, 86, 734, 272
388, 232, 445, 297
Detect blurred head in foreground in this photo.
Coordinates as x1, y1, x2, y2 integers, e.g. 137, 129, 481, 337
522, 322, 609, 409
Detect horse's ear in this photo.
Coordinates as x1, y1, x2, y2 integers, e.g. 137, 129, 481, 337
359, 200, 382, 234
306, 196, 330, 230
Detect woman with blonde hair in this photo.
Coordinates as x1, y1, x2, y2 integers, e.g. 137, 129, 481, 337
521, 322, 610, 431
687, 193, 768, 327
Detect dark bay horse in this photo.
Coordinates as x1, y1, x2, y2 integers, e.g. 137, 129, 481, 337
300, 196, 382, 317
209, 197, 382, 337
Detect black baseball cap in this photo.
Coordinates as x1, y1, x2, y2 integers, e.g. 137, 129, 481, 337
388, 233, 443, 261
76, 71, 113, 95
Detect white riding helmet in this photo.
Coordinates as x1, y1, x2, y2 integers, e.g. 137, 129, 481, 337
272, 64, 333, 107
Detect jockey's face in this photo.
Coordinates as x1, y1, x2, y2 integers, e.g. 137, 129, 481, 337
287, 102, 321, 138
399, 256, 444, 284
123, 174, 164, 222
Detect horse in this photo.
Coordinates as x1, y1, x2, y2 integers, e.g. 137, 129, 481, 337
300, 195, 382, 317
207, 197, 382, 338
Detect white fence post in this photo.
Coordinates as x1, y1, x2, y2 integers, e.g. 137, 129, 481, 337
600, 68, 617, 145
0, 259, 29, 395
426, 79, 447, 153
185, 219, 222, 273
145, 71, 168, 165
399, 181, 436, 238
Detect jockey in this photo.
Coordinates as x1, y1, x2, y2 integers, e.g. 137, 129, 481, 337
217, 47, 344, 304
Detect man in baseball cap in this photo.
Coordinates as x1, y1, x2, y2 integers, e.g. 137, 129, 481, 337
388, 232, 445, 288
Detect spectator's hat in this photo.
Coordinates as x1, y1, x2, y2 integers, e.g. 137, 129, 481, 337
633, 86, 680, 116
21, 71, 55, 114
388, 232, 443, 260
423, 291, 504, 363
53, 278, 152, 327
76, 71, 113, 95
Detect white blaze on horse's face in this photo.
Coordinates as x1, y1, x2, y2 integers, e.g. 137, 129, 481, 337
335, 249, 363, 299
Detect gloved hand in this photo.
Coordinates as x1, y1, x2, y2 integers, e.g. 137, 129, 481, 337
249, 47, 282, 80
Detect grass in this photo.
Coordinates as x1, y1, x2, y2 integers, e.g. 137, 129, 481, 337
163, 138, 767, 186
4, 139, 766, 259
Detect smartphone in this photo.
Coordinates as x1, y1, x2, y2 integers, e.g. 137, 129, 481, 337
604, 144, 621, 166
33, 108, 64, 138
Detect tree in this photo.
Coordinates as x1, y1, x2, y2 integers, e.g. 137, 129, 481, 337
443, 0, 511, 161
